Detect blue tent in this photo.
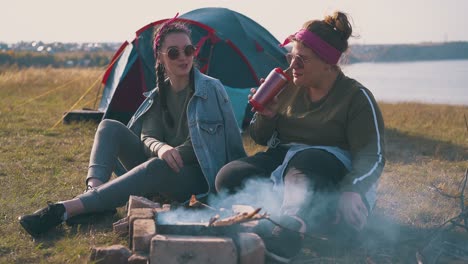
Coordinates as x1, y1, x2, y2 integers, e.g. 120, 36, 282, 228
98, 7, 288, 129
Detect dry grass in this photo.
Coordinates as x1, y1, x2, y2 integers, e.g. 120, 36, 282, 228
0, 68, 467, 263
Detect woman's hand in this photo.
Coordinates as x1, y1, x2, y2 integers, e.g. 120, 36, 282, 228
249, 83, 280, 119
335, 192, 369, 231
158, 145, 184, 173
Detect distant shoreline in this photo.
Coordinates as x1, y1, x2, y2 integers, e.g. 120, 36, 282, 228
2, 40, 468, 65
346, 41, 468, 63
346, 57, 468, 65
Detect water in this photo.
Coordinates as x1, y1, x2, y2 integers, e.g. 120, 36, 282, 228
341, 59, 468, 106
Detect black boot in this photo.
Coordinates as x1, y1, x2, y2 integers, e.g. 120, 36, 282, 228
18, 202, 65, 237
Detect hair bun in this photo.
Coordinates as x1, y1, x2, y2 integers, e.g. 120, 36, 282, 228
323, 11, 352, 41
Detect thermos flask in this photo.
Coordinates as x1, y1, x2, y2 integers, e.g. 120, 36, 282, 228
249, 67, 290, 112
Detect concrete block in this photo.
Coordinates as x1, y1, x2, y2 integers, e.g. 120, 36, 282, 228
133, 219, 156, 253
153, 206, 171, 224
89, 244, 131, 264
113, 216, 129, 236
127, 196, 161, 216
237, 233, 265, 264
129, 208, 155, 248
150, 235, 237, 264
128, 253, 149, 264
129, 208, 156, 219
154, 207, 170, 216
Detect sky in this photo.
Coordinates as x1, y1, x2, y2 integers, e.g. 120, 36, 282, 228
2, 0, 467, 45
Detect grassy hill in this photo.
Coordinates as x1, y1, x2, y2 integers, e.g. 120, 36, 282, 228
2, 41, 468, 68
0, 68, 467, 263
347, 42, 468, 63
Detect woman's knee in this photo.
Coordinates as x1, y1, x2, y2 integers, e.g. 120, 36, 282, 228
96, 119, 128, 138
215, 160, 251, 193
144, 158, 170, 175
288, 149, 346, 176
215, 158, 271, 193
98, 119, 126, 131
215, 162, 236, 192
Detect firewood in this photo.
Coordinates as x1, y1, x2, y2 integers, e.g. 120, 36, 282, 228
212, 208, 265, 226
189, 194, 197, 207
188, 194, 216, 211
208, 214, 220, 226
245, 208, 261, 219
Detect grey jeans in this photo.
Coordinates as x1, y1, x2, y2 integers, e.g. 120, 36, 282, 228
77, 119, 207, 213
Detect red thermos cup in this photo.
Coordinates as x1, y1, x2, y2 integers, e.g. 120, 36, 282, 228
249, 68, 290, 112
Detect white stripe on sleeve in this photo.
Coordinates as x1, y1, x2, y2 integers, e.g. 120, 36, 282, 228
353, 89, 384, 184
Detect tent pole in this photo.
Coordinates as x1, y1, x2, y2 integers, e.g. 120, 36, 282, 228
93, 83, 103, 110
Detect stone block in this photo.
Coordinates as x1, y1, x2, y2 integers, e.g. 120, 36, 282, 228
129, 208, 155, 248
128, 253, 149, 264
113, 216, 129, 236
129, 208, 155, 219
237, 232, 265, 264
127, 195, 161, 216
89, 244, 131, 264
133, 219, 156, 253
154, 207, 170, 216
150, 235, 237, 264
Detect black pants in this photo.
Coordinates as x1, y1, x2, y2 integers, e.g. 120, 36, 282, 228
215, 146, 348, 228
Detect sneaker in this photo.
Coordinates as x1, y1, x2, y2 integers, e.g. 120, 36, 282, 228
256, 214, 306, 263
18, 202, 65, 237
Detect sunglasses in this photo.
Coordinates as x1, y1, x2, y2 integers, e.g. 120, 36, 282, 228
286, 53, 313, 68
160, 45, 196, 60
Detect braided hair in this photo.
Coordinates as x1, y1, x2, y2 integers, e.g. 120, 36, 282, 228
153, 22, 194, 128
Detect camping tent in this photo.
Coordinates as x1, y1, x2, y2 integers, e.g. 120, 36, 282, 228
70, 7, 289, 129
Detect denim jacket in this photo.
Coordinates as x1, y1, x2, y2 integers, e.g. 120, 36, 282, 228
126, 69, 247, 195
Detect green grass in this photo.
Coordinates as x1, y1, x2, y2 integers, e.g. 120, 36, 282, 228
1, 68, 467, 263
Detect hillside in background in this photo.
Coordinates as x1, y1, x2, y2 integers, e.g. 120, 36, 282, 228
0, 41, 118, 68
346, 41, 468, 63
1, 41, 468, 67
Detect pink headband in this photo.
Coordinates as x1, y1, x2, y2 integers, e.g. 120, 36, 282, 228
281, 29, 342, 65
153, 12, 179, 54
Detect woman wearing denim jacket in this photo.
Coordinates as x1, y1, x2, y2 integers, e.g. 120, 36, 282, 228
19, 19, 246, 237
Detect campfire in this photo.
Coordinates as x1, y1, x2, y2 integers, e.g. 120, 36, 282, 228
189, 195, 267, 226
156, 195, 269, 237
89, 195, 270, 263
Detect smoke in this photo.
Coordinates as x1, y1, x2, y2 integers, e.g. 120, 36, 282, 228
157, 175, 339, 228
208, 177, 284, 216
157, 207, 216, 225
157, 177, 285, 225
155, 173, 408, 259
